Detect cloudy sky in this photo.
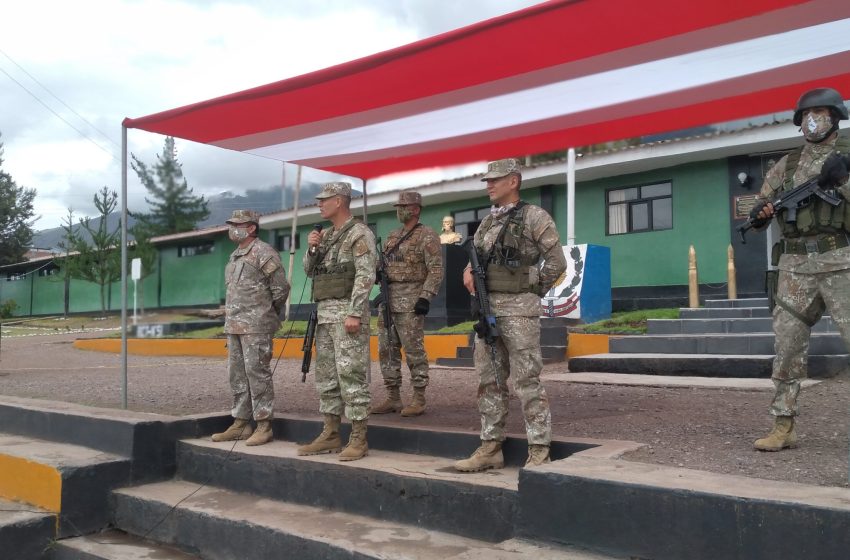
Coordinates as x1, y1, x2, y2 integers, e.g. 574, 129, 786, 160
0, 0, 540, 231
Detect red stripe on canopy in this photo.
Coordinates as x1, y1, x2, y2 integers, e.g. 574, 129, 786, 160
124, 0, 850, 179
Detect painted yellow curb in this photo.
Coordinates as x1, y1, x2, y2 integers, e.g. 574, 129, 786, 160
0, 454, 62, 513
567, 333, 609, 358
74, 334, 471, 363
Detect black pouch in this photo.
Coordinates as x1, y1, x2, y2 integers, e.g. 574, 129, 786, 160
771, 242, 782, 267
765, 270, 779, 312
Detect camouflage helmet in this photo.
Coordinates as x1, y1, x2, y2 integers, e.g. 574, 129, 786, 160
226, 209, 260, 225
793, 87, 848, 126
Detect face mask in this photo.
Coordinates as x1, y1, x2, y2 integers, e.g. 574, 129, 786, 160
802, 111, 833, 142
229, 226, 249, 243
396, 207, 414, 223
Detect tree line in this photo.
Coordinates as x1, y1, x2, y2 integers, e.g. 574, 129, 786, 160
0, 134, 209, 316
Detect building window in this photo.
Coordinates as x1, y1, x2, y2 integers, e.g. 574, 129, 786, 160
38, 267, 58, 277
178, 242, 214, 257
452, 206, 490, 240
6, 272, 26, 281
274, 232, 299, 252
607, 182, 672, 235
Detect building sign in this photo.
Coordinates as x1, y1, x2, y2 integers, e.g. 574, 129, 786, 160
734, 194, 760, 219
541, 244, 611, 323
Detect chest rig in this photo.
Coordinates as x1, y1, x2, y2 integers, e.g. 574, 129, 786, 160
383, 224, 425, 282
312, 221, 357, 301
479, 202, 535, 293
778, 136, 850, 238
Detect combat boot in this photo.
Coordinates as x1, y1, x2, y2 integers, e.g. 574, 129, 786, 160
211, 418, 253, 442
525, 444, 551, 466
245, 420, 273, 446
297, 414, 343, 456
370, 386, 402, 414
339, 420, 368, 461
400, 386, 426, 417
454, 441, 504, 472
754, 416, 797, 451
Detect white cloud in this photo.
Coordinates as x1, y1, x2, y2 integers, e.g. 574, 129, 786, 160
0, 0, 538, 230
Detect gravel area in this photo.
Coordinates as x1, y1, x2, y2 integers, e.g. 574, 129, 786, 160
0, 330, 847, 488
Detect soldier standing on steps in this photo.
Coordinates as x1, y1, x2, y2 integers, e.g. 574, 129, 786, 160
454, 158, 566, 472
371, 190, 443, 417
748, 87, 850, 452
297, 182, 377, 462
212, 209, 290, 447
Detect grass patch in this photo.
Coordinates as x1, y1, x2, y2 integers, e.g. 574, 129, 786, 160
582, 308, 679, 334
433, 321, 475, 334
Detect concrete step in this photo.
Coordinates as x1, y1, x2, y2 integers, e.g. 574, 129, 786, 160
0, 433, 131, 537
648, 316, 840, 335
0, 498, 55, 560
51, 529, 200, 559
521, 456, 850, 560
704, 297, 769, 308
439, 344, 565, 367
678, 307, 771, 318
609, 332, 849, 356
175, 437, 519, 542
568, 353, 849, 378
112, 480, 613, 560
435, 356, 475, 367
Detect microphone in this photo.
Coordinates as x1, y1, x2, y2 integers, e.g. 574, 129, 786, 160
309, 223, 323, 255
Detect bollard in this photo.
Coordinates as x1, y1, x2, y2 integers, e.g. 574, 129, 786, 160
727, 244, 737, 300
688, 245, 699, 308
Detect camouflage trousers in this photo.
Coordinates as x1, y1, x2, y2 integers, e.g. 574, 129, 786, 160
473, 316, 551, 445
377, 309, 429, 389
227, 333, 274, 421
769, 268, 850, 416
314, 321, 371, 421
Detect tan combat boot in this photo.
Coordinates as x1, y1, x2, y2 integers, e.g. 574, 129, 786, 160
297, 414, 343, 456
754, 416, 797, 451
454, 441, 504, 472
370, 386, 402, 414
339, 420, 368, 461
526, 444, 551, 466
211, 418, 253, 442
400, 386, 426, 417
245, 419, 273, 446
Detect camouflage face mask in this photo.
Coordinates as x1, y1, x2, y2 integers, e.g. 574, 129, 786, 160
803, 111, 834, 142
396, 207, 414, 223
228, 226, 249, 243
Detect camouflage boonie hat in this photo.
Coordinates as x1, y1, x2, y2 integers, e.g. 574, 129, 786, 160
393, 190, 422, 206
315, 182, 352, 199
226, 209, 260, 225
481, 158, 523, 181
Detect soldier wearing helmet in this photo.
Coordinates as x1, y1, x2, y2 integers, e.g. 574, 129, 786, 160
749, 87, 850, 452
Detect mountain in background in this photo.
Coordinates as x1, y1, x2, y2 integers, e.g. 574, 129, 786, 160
31, 181, 339, 252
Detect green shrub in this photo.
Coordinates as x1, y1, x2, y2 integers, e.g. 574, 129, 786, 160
0, 300, 17, 319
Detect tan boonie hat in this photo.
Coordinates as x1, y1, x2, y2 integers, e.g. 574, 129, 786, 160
315, 181, 352, 199
226, 209, 260, 224
393, 190, 422, 206
481, 158, 523, 181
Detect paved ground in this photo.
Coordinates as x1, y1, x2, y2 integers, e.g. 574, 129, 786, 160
0, 329, 848, 488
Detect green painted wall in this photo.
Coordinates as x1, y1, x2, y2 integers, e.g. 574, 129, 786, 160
158, 242, 229, 307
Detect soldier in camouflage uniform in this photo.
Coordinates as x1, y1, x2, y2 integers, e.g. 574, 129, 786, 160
454, 159, 567, 472
297, 182, 376, 461
371, 190, 443, 417
212, 209, 290, 447
749, 88, 850, 451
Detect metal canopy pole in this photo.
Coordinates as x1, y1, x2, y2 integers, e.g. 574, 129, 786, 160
120, 125, 128, 409
361, 178, 368, 223
285, 164, 303, 320
566, 147, 576, 246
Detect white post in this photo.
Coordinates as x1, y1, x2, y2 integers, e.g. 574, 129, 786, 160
566, 147, 576, 246
285, 165, 303, 320
131, 257, 141, 325
120, 125, 128, 409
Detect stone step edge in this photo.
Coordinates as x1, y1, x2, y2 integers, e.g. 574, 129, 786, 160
52, 529, 200, 560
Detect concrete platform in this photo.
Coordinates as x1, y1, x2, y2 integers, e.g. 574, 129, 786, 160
51, 530, 201, 559
0, 498, 55, 560
543, 371, 822, 390
112, 481, 618, 560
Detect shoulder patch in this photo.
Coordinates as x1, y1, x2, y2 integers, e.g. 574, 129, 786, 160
354, 238, 370, 257
261, 259, 280, 275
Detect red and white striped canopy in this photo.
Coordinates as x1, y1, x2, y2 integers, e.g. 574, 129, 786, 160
124, 0, 850, 180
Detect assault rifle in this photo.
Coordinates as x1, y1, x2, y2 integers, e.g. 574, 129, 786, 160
374, 238, 394, 334
737, 176, 842, 243
300, 309, 318, 382
463, 239, 504, 393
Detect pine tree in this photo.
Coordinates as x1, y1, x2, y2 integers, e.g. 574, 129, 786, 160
131, 137, 209, 235
0, 133, 37, 266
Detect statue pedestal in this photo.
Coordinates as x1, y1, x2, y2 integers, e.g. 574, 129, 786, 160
426, 244, 470, 330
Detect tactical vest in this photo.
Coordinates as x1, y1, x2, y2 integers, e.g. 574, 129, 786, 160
778, 136, 850, 238
311, 221, 357, 300
384, 225, 427, 283
481, 203, 537, 294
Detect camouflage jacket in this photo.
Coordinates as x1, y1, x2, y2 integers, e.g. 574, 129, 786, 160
224, 238, 290, 334
381, 223, 444, 312
473, 202, 566, 317
303, 217, 377, 324
759, 133, 850, 274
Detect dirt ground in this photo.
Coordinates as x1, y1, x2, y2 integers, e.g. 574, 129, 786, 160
0, 329, 847, 488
